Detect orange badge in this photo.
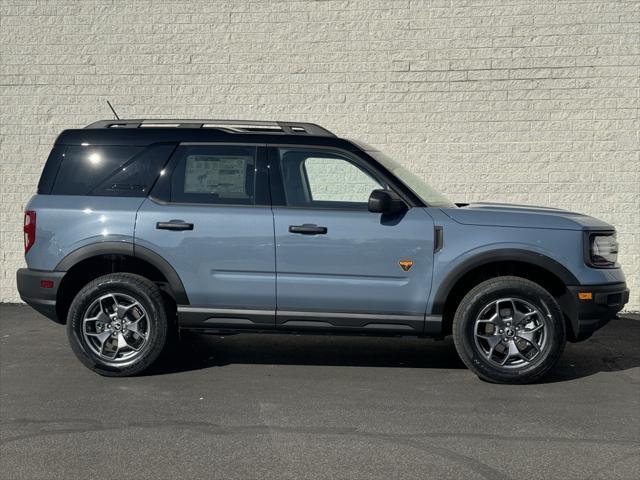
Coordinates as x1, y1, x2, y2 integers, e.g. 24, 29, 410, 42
399, 260, 413, 272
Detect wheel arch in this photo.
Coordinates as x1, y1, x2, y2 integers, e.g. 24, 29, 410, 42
432, 249, 578, 338
55, 242, 188, 322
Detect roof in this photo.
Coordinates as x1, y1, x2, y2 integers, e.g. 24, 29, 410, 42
55, 119, 353, 149
84, 119, 336, 137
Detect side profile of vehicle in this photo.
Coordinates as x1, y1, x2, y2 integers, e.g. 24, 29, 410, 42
17, 119, 629, 383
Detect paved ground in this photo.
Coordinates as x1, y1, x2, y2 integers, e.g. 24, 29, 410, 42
1, 304, 639, 480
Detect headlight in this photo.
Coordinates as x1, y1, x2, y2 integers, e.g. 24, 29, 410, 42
586, 232, 618, 267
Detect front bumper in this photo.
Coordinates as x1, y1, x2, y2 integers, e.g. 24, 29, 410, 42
560, 282, 629, 341
16, 268, 66, 323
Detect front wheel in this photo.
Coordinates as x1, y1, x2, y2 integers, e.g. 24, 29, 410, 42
452, 276, 566, 384
67, 273, 169, 376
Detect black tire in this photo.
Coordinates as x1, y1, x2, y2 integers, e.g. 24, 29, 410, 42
66, 273, 169, 376
452, 276, 566, 384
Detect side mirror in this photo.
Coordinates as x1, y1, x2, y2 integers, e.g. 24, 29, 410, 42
368, 189, 407, 214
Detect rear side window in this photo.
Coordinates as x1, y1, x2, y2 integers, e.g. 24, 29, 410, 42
170, 145, 257, 205
50, 144, 174, 196
37, 145, 66, 194
90, 144, 176, 196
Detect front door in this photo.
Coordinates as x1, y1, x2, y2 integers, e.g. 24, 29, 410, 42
135, 143, 276, 329
269, 146, 435, 334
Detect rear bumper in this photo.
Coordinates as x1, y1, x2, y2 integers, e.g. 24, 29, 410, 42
16, 268, 66, 323
560, 282, 629, 342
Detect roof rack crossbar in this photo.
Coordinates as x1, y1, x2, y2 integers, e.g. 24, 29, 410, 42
84, 119, 335, 137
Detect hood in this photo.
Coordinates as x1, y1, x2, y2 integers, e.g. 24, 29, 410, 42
441, 202, 613, 231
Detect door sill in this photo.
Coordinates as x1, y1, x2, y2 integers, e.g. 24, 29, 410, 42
178, 306, 442, 336
178, 306, 276, 329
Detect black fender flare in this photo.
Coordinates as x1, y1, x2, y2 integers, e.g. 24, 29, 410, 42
55, 241, 189, 305
430, 248, 579, 315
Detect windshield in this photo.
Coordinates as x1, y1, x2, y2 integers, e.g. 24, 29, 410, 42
363, 148, 456, 208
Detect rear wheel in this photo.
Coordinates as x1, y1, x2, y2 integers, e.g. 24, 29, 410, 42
67, 273, 169, 376
452, 276, 566, 384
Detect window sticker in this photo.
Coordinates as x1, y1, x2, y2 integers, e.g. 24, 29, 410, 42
184, 155, 250, 197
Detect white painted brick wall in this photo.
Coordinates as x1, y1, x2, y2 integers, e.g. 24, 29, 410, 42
1, 0, 638, 309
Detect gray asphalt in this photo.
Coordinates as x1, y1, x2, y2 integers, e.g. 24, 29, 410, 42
1, 304, 639, 480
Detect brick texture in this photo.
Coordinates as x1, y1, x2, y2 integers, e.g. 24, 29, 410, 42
1, 0, 638, 309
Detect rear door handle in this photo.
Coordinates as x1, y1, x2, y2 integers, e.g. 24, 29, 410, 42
156, 220, 194, 231
289, 224, 328, 235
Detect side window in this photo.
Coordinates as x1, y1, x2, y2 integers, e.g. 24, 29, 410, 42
91, 143, 176, 197
51, 145, 144, 195
278, 148, 383, 209
170, 145, 256, 205
38, 145, 66, 194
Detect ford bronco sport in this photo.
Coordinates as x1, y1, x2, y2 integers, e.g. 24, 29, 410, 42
17, 119, 629, 383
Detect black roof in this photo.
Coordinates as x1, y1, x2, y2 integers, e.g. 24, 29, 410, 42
55, 119, 356, 149
85, 119, 335, 136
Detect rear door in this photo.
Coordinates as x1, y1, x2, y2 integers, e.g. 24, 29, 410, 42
135, 143, 276, 329
269, 146, 435, 335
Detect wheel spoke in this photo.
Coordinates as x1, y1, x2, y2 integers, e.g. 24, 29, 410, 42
508, 299, 518, 320
114, 332, 126, 357
116, 301, 141, 320
85, 329, 112, 345
518, 324, 543, 340
102, 337, 117, 358
84, 310, 110, 325
126, 316, 147, 338
477, 333, 502, 359
501, 340, 524, 366
515, 310, 537, 326
99, 295, 111, 314
517, 325, 543, 351
520, 337, 540, 354
477, 312, 504, 329
119, 332, 142, 352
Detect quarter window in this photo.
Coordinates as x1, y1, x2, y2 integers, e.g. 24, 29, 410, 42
51, 145, 144, 195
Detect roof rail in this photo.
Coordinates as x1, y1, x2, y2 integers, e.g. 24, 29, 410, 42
84, 119, 336, 137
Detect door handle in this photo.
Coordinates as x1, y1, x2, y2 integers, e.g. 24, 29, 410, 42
156, 220, 194, 231
289, 224, 328, 235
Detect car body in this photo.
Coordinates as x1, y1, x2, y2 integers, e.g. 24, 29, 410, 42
17, 119, 629, 382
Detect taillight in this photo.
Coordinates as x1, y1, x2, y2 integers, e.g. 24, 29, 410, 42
24, 210, 36, 254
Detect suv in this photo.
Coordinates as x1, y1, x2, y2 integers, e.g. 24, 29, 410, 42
17, 119, 629, 383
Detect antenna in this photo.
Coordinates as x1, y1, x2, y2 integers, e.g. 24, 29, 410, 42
106, 100, 120, 120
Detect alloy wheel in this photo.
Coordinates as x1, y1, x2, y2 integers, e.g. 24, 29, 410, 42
473, 297, 549, 368
82, 293, 150, 363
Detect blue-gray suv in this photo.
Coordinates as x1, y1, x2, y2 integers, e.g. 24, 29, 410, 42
17, 119, 629, 383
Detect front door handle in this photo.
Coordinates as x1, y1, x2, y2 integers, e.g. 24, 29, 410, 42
289, 224, 328, 235
156, 220, 194, 231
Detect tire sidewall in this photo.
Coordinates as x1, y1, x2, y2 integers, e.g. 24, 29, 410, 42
67, 274, 168, 376
454, 278, 566, 383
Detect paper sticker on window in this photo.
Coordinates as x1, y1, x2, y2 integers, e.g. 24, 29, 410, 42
184, 155, 250, 197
